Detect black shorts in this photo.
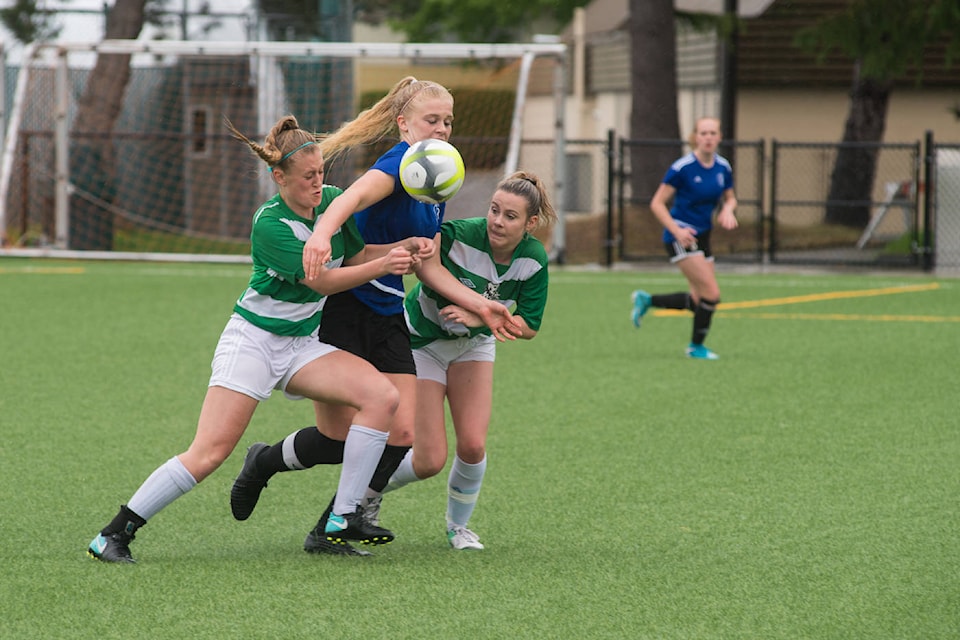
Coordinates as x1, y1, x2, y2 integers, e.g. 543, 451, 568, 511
317, 291, 416, 375
665, 229, 713, 262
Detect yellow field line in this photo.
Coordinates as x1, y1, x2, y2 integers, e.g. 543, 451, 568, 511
717, 312, 960, 323
652, 282, 951, 321
0, 266, 85, 274
719, 282, 940, 310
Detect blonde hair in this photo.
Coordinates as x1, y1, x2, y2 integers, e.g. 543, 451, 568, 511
225, 115, 320, 171
688, 116, 722, 148
318, 76, 453, 164
496, 171, 557, 232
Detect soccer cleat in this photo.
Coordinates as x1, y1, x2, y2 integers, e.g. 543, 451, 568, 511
304, 527, 372, 557
360, 494, 383, 526
230, 442, 270, 521
631, 290, 652, 328
88, 532, 136, 563
325, 508, 395, 546
686, 343, 719, 360
447, 525, 484, 550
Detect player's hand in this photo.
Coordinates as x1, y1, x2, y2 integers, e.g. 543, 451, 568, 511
403, 236, 436, 262
478, 302, 522, 341
303, 232, 332, 280
440, 304, 483, 328
382, 247, 415, 275
673, 226, 697, 249
718, 209, 738, 231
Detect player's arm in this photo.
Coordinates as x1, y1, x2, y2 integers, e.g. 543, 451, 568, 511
650, 182, 696, 247
415, 244, 521, 341
303, 169, 395, 278
301, 246, 413, 296
347, 236, 433, 267
439, 305, 538, 340
716, 188, 739, 230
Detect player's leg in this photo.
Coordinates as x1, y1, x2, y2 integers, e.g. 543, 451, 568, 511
677, 255, 721, 359
90, 387, 258, 563
229, 402, 351, 521
286, 350, 398, 545
443, 359, 494, 550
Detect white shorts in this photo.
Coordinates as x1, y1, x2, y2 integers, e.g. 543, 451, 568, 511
412, 334, 496, 385
209, 313, 339, 401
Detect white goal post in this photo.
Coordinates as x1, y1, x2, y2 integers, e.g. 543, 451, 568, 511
0, 38, 567, 262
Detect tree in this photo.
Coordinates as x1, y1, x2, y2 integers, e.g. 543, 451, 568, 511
68, 0, 148, 250
354, 0, 589, 43
0, 0, 60, 42
628, 0, 682, 202
797, 0, 960, 227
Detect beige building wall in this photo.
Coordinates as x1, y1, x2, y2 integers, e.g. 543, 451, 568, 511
737, 89, 960, 143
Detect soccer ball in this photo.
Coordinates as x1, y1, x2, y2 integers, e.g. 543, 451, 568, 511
399, 139, 466, 204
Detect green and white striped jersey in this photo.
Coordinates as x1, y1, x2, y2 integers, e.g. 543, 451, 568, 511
405, 217, 548, 348
234, 188, 364, 336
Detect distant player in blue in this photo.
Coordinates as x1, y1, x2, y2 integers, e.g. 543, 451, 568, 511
631, 116, 738, 360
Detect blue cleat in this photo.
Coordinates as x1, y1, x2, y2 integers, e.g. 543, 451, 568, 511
88, 532, 136, 563
631, 290, 652, 328
686, 343, 719, 360
325, 508, 394, 546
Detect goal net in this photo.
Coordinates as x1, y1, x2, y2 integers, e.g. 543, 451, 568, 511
0, 39, 566, 262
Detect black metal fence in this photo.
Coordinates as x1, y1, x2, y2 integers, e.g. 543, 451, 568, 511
603, 130, 958, 272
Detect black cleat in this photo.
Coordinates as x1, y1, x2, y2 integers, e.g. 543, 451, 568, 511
325, 508, 395, 545
304, 527, 372, 556
88, 532, 136, 563
230, 442, 270, 521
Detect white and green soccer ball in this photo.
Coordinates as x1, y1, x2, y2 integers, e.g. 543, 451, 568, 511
399, 139, 466, 204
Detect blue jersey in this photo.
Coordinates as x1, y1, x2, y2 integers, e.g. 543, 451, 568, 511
351, 142, 445, 315
661, 152, 734, 244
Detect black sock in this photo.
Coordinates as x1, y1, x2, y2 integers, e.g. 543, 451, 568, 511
101, 504, 147, 537
692, 297, 719, 345
652, 292, 692, 310
258, 427, 345, 478
313, 494, 336, 530
369, 444, 411, 493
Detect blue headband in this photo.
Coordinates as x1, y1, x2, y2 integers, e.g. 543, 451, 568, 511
268, 141, 316, 172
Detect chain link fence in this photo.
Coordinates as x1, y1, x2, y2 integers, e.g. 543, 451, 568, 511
933, 142, 960, 272
600, 134, 951, 272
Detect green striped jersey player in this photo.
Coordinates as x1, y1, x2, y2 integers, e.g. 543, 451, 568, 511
234, 189, 363, 337
405, 215, 548, 347
382, 171, 558, 551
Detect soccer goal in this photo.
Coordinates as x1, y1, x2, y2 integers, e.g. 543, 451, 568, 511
0, 39, 566, 262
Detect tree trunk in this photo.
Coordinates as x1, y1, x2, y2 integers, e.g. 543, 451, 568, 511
68, 0, 147, 250
628, 0, 682, 203
824, 61, 892, 227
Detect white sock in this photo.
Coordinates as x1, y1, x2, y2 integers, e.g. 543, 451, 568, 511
383, 449, 419, 493
331, 425, 387, 517
126, 456, 197, 521
446, 454, 486, 529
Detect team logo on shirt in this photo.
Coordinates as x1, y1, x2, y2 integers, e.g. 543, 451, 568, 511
717, 175, 725, 187
484, 282, 501, 300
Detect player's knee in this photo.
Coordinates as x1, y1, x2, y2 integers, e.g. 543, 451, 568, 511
366, 376, 400, 416
456, 442, 486, 464
416, 452, 447, 479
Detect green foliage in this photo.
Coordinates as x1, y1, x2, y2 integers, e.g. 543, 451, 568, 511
357, 87, 515, 169
795, 0, 960, 82
1, 260, 959, 639
356, 0, 591, 43
0, 0, 60, 43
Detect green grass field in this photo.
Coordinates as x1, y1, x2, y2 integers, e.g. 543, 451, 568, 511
1, 258, 957, 639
